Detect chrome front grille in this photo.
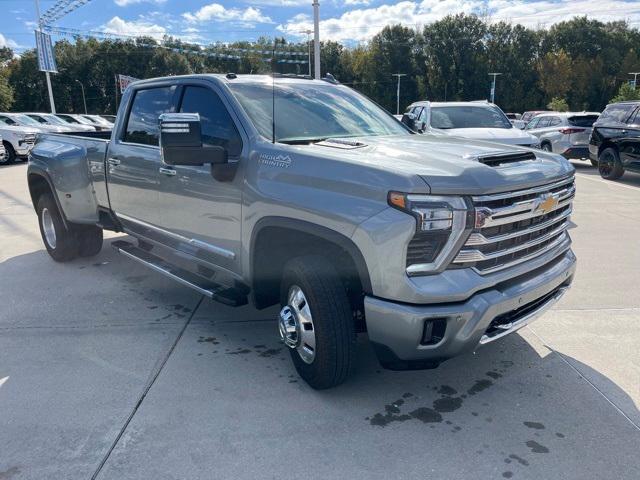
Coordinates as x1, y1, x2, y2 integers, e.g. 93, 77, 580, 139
23, 134, 37, 145
452, 176, 575, 274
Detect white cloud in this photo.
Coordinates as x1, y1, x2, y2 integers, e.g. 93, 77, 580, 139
182, 3, 273, 24
114, 0, 167, 6
101, 16, 166, 40
0, 33, 19, 49
279, 0, 640, 42
343, 0, 372, 5
240, 0, 309, 5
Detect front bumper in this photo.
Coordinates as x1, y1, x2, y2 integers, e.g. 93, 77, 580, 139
365, 249, 576, 370
16, 142, 34, 156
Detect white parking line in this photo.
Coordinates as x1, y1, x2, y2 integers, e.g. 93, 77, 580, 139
575, 173, 640, 192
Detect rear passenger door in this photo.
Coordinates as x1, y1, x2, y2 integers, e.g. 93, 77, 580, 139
154, 83, 245, 276
107, 85, 177, 230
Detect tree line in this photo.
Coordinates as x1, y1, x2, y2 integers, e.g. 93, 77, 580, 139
1, 14, 639, 115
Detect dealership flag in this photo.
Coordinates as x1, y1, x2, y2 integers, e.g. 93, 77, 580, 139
118, 74, 140, 94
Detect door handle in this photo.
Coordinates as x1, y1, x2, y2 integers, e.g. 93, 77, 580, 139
159, 167, 176, 176
107, 157, 121, 166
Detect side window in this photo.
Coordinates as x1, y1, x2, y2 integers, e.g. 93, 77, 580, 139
124, 86, 176, 146
526, 117, 539, 129
179, 86, 242, 157
600, 104, 635, 124
537, 117, 551, 128
548, 117, 562, 127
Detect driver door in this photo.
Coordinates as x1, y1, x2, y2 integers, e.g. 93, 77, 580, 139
154, 83, 245, 276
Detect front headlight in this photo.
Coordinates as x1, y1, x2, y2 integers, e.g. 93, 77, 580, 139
388, 192, 471, 275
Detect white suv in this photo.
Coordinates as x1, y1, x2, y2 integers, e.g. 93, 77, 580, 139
403, 101, 541, 148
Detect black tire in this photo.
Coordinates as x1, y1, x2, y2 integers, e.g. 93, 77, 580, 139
280, 255, 356, 389
36, 193, 80, 262
1, 142, 15, 165
598, 147, 624, 180
541, 142, 552, 152
590, 158, 598, 168
75, 224, 103, 257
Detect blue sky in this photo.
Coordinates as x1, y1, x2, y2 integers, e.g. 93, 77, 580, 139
2, 0, 640, 52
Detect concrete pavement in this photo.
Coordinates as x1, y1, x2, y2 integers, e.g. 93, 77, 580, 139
0, 161, 638, 479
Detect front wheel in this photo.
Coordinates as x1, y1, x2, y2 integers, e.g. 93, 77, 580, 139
279, 255, 356, 389
541, 143, 552, 152
1, 142, 15, 165
598, 147, 624, 180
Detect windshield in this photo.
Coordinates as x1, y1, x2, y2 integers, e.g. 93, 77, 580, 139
227, 80, 407, 143
431, 105, 513, 129
0, 117, 17, 125
57, 115, 81, 124
42, 114, 70, 125
14, 114, 42, 127
569, 115, 599, 127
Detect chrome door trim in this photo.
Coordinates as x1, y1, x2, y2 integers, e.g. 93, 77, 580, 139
115, 212, 236, 260
107, 157, 121, 166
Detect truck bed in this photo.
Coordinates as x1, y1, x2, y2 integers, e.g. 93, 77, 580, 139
29, 132, 111, 224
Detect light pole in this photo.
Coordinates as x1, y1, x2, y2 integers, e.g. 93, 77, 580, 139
312, 0, 320, 79
34, 0, 56, 113
392, 73, 407, 115
488, 72, 502, 103
75, 79, 87, 114
629, 72, 640, 89
301, 29, 312, 77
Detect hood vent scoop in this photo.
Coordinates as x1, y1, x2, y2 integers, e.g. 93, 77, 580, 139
315, 138, 367, 149
466, 151, 537, 168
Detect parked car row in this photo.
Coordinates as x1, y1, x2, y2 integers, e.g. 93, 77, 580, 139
401, 98, 639, 183
0, 112, 114, 165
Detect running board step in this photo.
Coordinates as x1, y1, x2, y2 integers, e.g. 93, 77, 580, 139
111, 240, 247, 307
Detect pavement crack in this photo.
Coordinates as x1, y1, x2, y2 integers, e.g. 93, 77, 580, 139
89, 295, 205, 480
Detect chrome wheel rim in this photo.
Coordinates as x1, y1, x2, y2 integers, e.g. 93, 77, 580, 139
278, 285, 316, 364
41, 208, 57, 249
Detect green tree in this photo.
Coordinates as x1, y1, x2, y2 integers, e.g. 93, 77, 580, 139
0, 72, 14, 110
547, 97, 569, 111
610, 82, 640, 102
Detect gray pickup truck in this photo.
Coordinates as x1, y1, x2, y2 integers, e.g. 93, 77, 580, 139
27, 74, 576, 389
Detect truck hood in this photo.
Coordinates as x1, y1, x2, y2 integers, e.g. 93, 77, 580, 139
306, 134, 574, 195
434, 127, 538, 145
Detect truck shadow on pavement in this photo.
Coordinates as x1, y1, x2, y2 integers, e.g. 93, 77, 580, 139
1, 240, 639, 479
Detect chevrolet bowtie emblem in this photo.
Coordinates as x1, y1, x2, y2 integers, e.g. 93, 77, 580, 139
534, 195, 558, 215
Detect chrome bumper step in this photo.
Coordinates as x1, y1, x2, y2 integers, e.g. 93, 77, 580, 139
111, 240, 247, 307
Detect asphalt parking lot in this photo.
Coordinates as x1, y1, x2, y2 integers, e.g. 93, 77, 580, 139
1, 160, 639, 480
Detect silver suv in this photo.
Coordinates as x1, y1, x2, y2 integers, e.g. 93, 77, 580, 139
525, 112, 600, 166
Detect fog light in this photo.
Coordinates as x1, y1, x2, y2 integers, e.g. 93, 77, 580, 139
421, 318, 447, 345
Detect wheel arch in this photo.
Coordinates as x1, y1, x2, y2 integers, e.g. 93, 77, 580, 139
250, 217, 372, 312
27, 169, 68, 228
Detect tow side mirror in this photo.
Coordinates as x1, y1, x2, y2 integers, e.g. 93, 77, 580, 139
401, 112, 417, 131
159, 113, 227, 166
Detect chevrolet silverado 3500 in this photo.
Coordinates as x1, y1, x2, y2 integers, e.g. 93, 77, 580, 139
28, 74, 576, 389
